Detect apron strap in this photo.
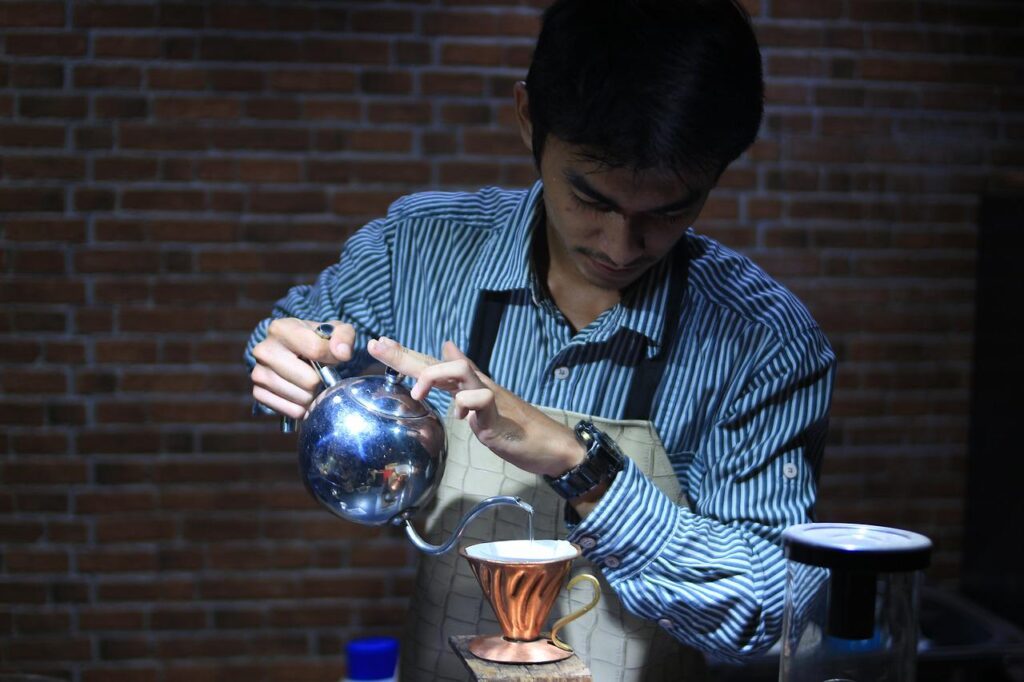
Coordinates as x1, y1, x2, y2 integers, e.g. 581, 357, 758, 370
622, 247, 689, 420
467, 245, 689, 422
466, 289, 510, 379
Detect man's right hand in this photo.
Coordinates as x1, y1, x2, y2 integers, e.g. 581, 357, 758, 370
250, 318, 355, 419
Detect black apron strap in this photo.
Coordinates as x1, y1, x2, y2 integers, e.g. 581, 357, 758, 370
467, 290, 510, 378
622, 247, 690, 420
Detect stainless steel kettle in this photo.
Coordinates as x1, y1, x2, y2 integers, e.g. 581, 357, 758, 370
262, 323, 532, 554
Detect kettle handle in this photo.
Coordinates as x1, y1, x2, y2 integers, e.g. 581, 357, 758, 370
400, 495, 534, 555
252, 322, 342, 432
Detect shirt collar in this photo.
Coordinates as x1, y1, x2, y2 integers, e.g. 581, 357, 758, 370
473, 180, 687, 355
472, 180, 544, 293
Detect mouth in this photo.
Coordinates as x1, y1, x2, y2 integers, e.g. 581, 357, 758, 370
579, 251, 647, 279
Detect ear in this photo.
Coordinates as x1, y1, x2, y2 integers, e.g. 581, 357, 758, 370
513, 81, 533, 153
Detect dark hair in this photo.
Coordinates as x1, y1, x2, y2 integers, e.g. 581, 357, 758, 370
525, 0, 763, 180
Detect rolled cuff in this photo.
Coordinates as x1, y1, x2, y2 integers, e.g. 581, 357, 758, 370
566, 458, 681, 582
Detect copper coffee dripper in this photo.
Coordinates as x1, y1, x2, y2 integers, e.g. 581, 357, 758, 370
461, 540, 601, 664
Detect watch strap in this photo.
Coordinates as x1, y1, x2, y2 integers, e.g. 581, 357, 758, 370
544, 421, 625, 500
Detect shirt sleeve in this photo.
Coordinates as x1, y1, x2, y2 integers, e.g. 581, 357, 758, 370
243, 216, 397, 373
565, 326, 836, 662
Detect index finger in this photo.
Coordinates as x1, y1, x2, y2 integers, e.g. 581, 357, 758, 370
367, 336, 439, 379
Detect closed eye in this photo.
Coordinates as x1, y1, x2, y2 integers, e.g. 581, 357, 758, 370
570, 192, 615, 213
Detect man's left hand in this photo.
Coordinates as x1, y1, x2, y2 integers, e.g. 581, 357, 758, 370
367, 337, 583, 478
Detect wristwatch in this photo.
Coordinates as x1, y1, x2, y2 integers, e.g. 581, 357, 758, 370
544, 420, 626, 500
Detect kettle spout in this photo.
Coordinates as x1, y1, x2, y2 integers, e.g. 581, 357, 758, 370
401, 495, 533, 555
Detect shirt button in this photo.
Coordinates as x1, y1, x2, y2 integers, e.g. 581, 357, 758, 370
553, 366, 570, 380
658, 618, 673, 629
604, 555, 621, 569
578, 535, 598, 550
783, 462, 798, 479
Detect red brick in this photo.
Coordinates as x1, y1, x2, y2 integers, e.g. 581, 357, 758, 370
237, 159, 301, 182
424, 11, 539, 37
359, 70, 413, 94
351, 9, 415, 33
75, 3, 156, 27
14, 610, 72, 632
79, 550, 159, 573
269, 69, 357, 93
1, 280, 83, 304
96, 518, 176, 544
396, 39, 431, 65
250, 190, 326, 214
4, 220, 84, 241
74, 65, 142, 87
75, 125, 115, 149
14, 489, 69, 509
75, 249, 161, 273
94, 157, 158, 180
9, 248, 68, 273
771, 0, 843, 18
209, 4, 314, 30
0, 2, 64, 27
120, 126, 204, 153
208, 126, 308, 151
151, 608, 206, 630
98, 580, 195, 602
440, 162, 502, 186
3, 156, 86, 180
0, 124, 65, 147
74, 187, 117, 211
1, 368, 67, 394
10, 63, 63, 88
95, 35, 162, 58
348, 129, 412, 153
422, 72, 486, 96
244, 97, 301, 120
77, 492, 157, 514
19, 95, 88, 118
7, 33, 87, 56
83, 669, 158, 682
79, 609, 145, 632
304, 38, 389, 64
100, 636, 155, 660
7, 637, 92, 661
147, 66, 206, 90
95, 96, 149, 119
206, 68, 264, 91
464, 129, 528, 156
366, 101, 432, 124
200, 37, 301, 61
0, 582, 48, 603
5, 549, 70, 573
299, 97, 360, 120
122, 189, 205, 211
155, 97, 241, 119
442, 42, 505, 66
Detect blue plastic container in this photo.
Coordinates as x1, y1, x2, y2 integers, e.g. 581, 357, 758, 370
344, 636, 400, 682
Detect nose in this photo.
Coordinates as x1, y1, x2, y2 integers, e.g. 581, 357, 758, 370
602, 213, 646, 265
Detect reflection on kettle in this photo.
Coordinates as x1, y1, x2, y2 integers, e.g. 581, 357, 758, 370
276, 324, 533, 555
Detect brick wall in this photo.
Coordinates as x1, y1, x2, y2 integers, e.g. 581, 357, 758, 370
2, 0, 1022, 679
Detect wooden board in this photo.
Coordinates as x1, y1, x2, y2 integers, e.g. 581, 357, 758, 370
448, 635, 593, 682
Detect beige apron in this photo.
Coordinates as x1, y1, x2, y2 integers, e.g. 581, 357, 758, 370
399, 406, 707, 681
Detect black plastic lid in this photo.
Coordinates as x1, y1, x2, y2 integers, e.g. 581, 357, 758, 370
782, 523, 932, 572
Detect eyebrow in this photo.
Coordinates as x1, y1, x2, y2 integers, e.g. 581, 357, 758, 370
564, 170, 700, 214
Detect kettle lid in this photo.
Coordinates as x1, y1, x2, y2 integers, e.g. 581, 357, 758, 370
344, 372, 431, 419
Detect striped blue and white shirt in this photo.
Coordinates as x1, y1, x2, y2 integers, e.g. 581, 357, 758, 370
245, 181, 836, 660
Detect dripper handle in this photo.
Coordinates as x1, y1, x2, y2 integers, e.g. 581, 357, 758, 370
549, 574, 602, 652
400, 495, 534, 555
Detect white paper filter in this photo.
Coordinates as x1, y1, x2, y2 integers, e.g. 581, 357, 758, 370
465, 539, 577, 563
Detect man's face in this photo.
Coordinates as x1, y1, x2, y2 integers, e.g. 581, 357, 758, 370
537, 135, 713, 292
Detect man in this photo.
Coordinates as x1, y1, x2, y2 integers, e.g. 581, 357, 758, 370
247, 1, 836, 679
